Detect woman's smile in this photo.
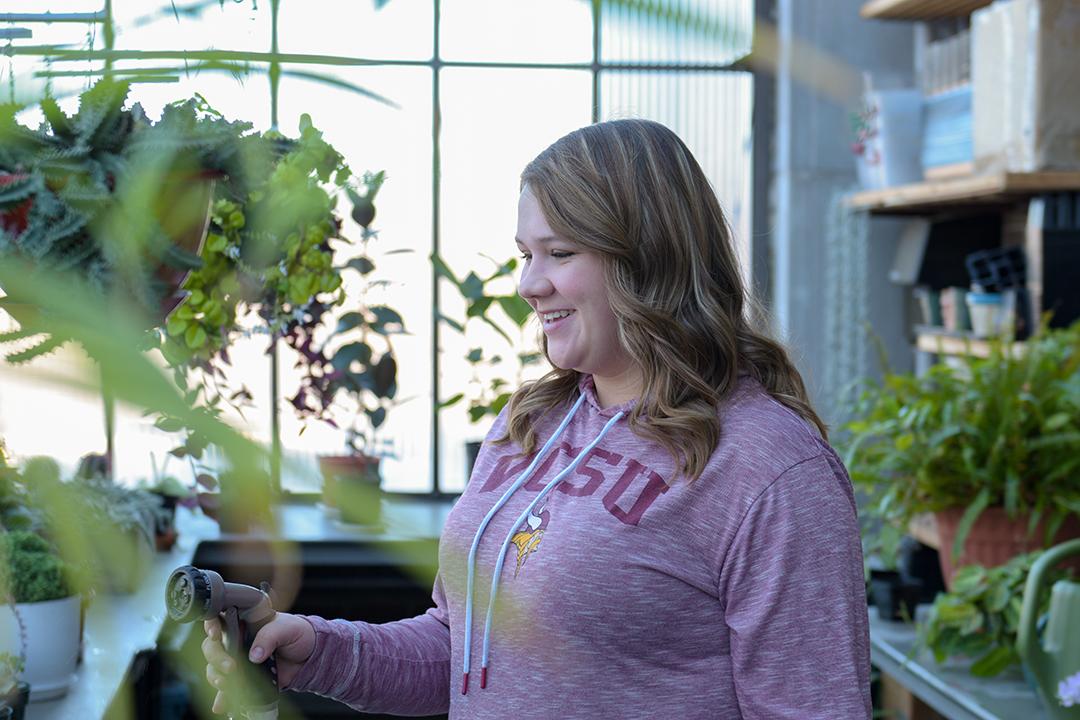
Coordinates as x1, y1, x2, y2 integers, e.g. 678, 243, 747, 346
515, 187, 643, 407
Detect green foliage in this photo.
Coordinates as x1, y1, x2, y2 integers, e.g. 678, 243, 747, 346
0, 650, 25, 695
145, 113, 401, 457
10, 453, 170, 594
840, 320, 1080, 563
434, 254, 538, 423
918, 551, 1072, 677
0, 442, 42, 535
0, 79, 270, 351
1, 80, 403, 465
0, 529, 74, 604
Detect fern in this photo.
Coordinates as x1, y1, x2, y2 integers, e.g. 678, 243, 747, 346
0, 327, 40, 345
35, 207, 88, 255
0, 175, 34, 208
3, 334, 65, 365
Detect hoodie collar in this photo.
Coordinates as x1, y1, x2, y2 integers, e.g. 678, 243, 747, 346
578, 373, 639, 416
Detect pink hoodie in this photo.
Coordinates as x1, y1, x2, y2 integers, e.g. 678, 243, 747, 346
289, 375, 872, 719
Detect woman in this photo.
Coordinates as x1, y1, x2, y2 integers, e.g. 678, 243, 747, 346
203, 119, 871, 719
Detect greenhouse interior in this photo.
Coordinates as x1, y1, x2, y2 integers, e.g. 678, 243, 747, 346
2, 1, 1080, 719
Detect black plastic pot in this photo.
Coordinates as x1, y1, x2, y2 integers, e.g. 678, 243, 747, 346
0, 680, 29, 720
869, 570, 924, 621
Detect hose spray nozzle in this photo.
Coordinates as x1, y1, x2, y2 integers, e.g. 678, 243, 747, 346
166, 565, 280, 720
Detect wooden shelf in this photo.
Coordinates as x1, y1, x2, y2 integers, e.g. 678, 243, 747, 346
907, 512, 940, 550
847, 171, 1080, 215
860, 0, 992, 20
914, 327, 1026, 359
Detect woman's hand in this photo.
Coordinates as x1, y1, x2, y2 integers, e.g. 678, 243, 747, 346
202, 612, 317, 714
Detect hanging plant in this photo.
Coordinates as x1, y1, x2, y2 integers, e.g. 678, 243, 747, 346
0, 79, 404, 466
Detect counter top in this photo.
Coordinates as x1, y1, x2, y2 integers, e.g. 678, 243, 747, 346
25, 507, 219, 720
25, 494, 455, 720
869, 608, 1050, 720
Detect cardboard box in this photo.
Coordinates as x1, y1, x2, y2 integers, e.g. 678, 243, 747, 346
971, 0, 1080, 172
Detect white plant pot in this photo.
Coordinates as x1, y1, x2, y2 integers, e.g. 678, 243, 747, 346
0, 602, 24, 662
0, 596, 81, 702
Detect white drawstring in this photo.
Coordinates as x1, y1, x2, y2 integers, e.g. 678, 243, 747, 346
477, 411, 623, 688
460, 393, 588, 695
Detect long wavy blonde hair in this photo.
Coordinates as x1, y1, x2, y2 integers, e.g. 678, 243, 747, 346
502, 119, 825, 480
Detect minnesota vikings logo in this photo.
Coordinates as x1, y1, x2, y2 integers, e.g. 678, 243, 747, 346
509, 503, 549, 577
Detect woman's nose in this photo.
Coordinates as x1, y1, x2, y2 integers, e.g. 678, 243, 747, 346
518, 261, 552, 301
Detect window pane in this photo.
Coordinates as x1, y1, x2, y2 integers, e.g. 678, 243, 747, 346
272, 67, 436, 494
440, 0, 593, 64
277, 0, 434, 61
600, 70, 753, 283
437, 67, 592, 492
112, 1, 272, 55
4, 0, 113, 105
600, 0, 753, 65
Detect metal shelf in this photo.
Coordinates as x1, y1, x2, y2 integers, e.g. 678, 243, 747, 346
869, 609, 1050, 720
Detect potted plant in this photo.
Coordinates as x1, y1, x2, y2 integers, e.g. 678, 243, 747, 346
0, 78, 260, 341
282, 172, 411, 524
0, 597, 29, 720
841, 319, 1080, 588
0, 529, 83, 703
145, 113, 402, 512
0, 79, 281, 511
915, 550, 1072, 678
0, 80, 404, 518
66, 471, 167, 595
433, 254, 538, 478
0, 645, 29, 720
138, 453, 222, 550
12, 453, 165, 596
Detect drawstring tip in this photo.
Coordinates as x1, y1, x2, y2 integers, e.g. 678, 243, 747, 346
480, 667, 488, 689
461, 673, 469, 695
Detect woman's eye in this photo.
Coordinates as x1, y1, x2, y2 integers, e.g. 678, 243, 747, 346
552, 251, 574, 259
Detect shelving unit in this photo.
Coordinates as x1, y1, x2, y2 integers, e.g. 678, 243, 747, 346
848, 172, 1080, 215
860, 0, 992, 20
850, 173, 1080, 331
913, 325, 1026, 359
853, 4, 1080, 718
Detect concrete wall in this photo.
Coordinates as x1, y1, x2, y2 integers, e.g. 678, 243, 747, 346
766, 0, 918, 424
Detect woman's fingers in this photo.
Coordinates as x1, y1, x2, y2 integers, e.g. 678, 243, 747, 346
202, 617, 235, 714
201, 633, 235, 673
212, 690, 228, 715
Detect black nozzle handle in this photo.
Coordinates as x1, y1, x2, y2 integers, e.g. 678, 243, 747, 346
223, 606, 279, 717
165, 566, 279, 719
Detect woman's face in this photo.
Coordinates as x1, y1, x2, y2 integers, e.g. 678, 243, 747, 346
516, 187, 642, 407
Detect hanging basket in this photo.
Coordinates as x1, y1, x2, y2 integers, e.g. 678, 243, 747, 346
0, 169, 218, 325
154, 170, 218, 320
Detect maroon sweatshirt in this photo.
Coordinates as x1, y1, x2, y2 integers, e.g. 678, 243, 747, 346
289, 375, 872, 719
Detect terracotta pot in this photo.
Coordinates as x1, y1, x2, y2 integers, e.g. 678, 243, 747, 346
318, 455, 383, 526
155, 170, 218, 319
934, 507, 1080, 590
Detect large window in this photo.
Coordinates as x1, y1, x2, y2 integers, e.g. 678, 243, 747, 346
0, 0, 753, 494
